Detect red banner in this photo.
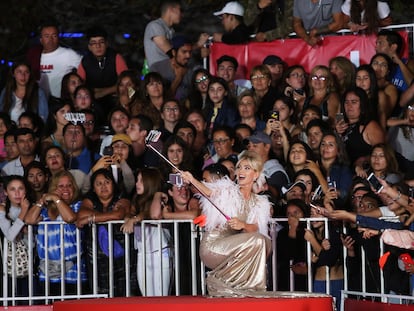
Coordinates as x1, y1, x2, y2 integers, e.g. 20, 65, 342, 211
209, 32, 409, 79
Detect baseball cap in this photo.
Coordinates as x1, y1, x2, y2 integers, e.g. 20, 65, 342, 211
172, 35, 192, 50
111, 134, 132, 146
263, 55, 286, 66
281, 181, 307, 195
246, 132, 271, 145
214, 1, 244, 17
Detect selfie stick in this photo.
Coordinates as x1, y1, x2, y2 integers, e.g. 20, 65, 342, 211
145, 130, 230, 220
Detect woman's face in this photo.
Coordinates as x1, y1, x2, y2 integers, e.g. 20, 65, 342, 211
355, 70, 371, 92
286, 68, 306, 90
27, 167, 47, 193
110, 111, 129, 134
167, 143, 184, 166
195, 72, 209, 94
344, 92, 361, 121
13, 65, 30, 87
118, 76, 135, 96
93, 174, 114, 200
371, 56, 389, 80
329, 62, 346, 82
208, 82, 227, 105
251, 70, 270, 93
45, 148, 65, 172
112, 141, 129, 161
55, 104, 71, 127
307, 126, 323, 151
56, 175, 74, 203
320, 135, 338, 161
74, 88, 92, 111
238, 95, 256, 119
289, 143, 308, 167
273, 100, 291, 122
301, 109, 320, 129
5, 180, 26, 206
68, 75, 82, 96
220, 159, 236, 181
310, 68, 328, 91
407, 106, 414, 122
236, 159, 258, 188
212, 130, 234, 159
135, 173, 144, 195
146, 80, 163, 97
286, 204, 304, 219
370, 146, 387, 173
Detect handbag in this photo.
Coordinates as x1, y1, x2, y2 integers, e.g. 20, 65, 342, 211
7, 239, 29, 278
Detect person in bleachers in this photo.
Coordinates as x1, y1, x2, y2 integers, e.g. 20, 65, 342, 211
26, 21, 82, 98
375, 29, 414, 94
212, 1, 250, 45
341, 0, 392, 34
244, 0, 293, 42
77, 26, 128, 117
216, 55, 250, 100
0, 60, 49, 123
293, 0, 343, 47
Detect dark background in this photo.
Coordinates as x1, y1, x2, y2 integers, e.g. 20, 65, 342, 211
0, 0, 411, 81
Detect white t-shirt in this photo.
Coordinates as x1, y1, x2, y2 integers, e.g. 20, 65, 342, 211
39, 46, 82, 98
341, 0, 390, 21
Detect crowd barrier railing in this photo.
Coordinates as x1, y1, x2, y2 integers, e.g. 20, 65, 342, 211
1, 217, 410, 308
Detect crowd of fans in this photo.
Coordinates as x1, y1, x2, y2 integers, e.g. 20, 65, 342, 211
0, 0, 414, 306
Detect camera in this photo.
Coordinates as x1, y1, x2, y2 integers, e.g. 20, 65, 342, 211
169, 173, 183, 187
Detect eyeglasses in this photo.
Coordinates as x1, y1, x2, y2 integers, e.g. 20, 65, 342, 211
195, 75, 209, 84
311, 75, 327, 81
212, 138, 230, 145
89, 40, 106, 47
251, 74, 267, 81
290, 72, 306, 79
82, 120, 95, 125
408, 105, 414, 111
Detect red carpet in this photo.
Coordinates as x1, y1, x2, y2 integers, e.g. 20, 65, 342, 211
53, 295, 333, 311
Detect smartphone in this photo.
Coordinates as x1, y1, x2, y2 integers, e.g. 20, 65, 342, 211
335, 112, 344, 123
294, 89, 304, 96
408, 187, 414, 198
103, 146, 113, 156
269, 111, 279, 120
169, 173, 183, 187
311, 185, 322, 202
327, 179, 337, 192
367, 173, 384, 193
127, 87, 136, 99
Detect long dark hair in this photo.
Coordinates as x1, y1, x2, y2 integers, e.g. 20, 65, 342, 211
2, 60, 40, 115
3, 175, 31, 220
342, 86, 372, 125
350, 0, 380, 34
133, 167, 163, 219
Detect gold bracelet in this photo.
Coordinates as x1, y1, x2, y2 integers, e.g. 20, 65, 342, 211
35, 202, 43, 208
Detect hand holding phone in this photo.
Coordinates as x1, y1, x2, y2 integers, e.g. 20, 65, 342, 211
367, 173, 384, 193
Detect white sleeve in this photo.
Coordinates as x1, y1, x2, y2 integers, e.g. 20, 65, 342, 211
341, 0, 351, 16
377, 1, 391, 19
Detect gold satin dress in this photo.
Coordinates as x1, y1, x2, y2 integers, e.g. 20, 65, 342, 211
199, 192, 271, 297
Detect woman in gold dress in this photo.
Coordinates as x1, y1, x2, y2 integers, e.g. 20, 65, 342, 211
181, 151, 272, 296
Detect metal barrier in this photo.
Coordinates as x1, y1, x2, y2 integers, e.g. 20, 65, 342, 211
1, 217, 412, 309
